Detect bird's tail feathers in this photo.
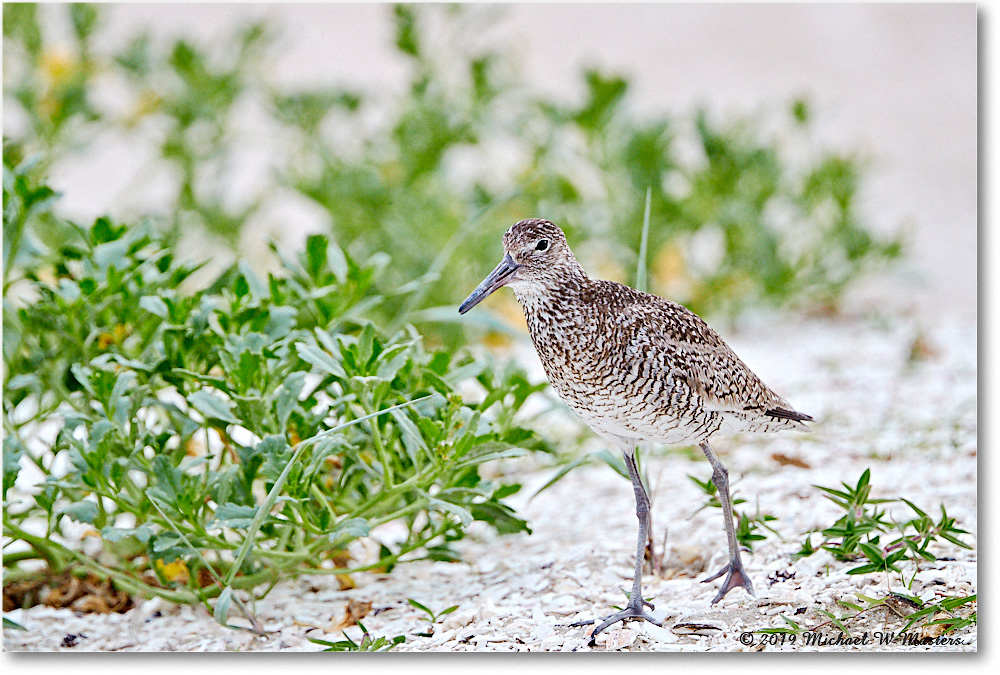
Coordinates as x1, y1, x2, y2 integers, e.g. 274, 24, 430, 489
765, 406, 814, 423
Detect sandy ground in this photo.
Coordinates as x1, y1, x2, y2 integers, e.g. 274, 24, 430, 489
4, 310, 977, 652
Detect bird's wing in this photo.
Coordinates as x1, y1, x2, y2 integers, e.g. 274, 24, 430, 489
618, 299, 784, 417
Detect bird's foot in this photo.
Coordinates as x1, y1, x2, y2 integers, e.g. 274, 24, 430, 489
702, 559, 755, 604
571, 601, 663, 647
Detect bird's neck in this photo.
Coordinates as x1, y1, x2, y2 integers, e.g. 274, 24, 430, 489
512, 266, 590, 316
513, 270, 595, 356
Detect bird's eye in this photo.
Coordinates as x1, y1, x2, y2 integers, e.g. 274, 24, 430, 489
535, 239, 549, 252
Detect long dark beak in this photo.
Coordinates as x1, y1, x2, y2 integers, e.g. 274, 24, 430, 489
458, 253, 521, 314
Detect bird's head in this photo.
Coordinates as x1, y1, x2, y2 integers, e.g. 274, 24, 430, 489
458, 218, 583, 314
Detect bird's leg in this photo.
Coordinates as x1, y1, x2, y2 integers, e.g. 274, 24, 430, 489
699, 441, 754, 604
580, 449, 662, 646
638, 444, 661, 574
624, 452, 655, 610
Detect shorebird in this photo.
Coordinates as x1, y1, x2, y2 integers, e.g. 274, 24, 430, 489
458, 218, 812, 644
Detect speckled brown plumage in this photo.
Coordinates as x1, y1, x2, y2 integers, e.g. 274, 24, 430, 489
459, 217, 812, 644
496, 219, 810, 447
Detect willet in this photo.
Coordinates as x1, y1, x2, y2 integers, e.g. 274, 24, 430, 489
459, 218, 812, 644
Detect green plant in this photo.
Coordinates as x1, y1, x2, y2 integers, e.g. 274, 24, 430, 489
408, 598, 459, 636
795, 470, 971, 581
2, 3, 101, 149
898, 593, 977, 635
771, 470, 976, 639
2, 158, 553, 625
3, 616, 28, 631
760, 593, 976, 640
280, 8, 904, 323
308, 621, 406, 652
2, 3, 903, 343
795, 468, 895, 562
2, 143, 69, 291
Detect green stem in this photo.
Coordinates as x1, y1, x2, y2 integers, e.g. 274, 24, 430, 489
254, 548, 311, 563
309, 483, 339, 524
345, 469, 431, 522
3, 521, 70, 572
3, 212, 26, 289
223, 394, 435, 588
368, 500, 425, 529
4, 521, 207, 604
308, 520, 453, 576
360, 396, 395, 487
148, 496, 266, 635
636, 186, 652, 293
1, 550, 43, 565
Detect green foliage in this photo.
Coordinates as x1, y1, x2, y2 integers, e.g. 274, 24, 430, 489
2, 158, 553, 616
408, 597, 459, 637
756, 471, 975, 642
2, 3, 903, 343
898, 593, 977, 635
796, 470, 972, 579
685, 466, 972, 598
2, 144, 62, 289
1, 4, 929, 637
797, 468, 896, 562
3, 616, 28, 631
308, 621, 406, 652
2, 3, 101, 147
760, 592, 976, 640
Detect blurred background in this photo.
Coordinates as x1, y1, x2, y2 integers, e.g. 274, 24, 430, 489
1, 3, 979, 652
3, 2, 976, 342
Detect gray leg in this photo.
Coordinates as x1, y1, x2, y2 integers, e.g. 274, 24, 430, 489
623, 452, 654, 609
578, 448, 662, 646
699, 441, 754, 603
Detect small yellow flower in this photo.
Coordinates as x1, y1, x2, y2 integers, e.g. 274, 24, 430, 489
653, 243, 686, 286
380, 160, 403, 184
97, 323, 131, 349
40, 49, 76, 86
652, 243, 693, 300
155, 559, 190, 583
134, 90, 162, 117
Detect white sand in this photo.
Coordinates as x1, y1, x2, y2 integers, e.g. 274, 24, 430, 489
4, 311, 977, 652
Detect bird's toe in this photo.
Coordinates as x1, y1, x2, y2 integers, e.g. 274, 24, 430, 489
704, 560, 755, 604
